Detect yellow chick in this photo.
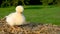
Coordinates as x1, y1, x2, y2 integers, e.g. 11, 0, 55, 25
6, 5, 25, 26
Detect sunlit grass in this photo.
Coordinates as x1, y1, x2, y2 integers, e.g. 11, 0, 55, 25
0, 5, 60, 25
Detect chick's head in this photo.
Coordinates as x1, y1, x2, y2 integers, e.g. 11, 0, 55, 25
16, 5, 24, 13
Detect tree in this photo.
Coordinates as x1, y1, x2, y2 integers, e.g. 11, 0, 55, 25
1, 0, 11, 7
11, 0, 19, 6
40, 0, 53, 5
56, 0, 60, 5
1, 0, 26, 7
25, 0, 30, 5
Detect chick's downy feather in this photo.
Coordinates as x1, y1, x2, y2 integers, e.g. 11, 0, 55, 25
6, 6, 25, 26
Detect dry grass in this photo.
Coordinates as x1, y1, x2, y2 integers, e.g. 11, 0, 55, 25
0, 18, 60, 34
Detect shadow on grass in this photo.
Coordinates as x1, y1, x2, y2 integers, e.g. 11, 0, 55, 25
24, 6, 55, 9
25, 7, 43, 9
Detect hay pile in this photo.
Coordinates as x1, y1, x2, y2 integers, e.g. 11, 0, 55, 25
0, 18, 60, 34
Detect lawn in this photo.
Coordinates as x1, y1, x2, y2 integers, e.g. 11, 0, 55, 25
0, 5, 60, 25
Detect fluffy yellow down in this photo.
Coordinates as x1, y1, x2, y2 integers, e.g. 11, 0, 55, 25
6, 6, 25, 26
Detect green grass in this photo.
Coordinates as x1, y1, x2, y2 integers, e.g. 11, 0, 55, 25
0, 5, 60, 25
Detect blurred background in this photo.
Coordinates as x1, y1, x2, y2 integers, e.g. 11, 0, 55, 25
0, 0, 60, 25
0, 0, 60, 7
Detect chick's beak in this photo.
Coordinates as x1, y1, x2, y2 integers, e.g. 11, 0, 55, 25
20, 12, 23, 14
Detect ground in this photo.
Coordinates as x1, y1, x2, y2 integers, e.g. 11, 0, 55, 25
0, 18, 60, 34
